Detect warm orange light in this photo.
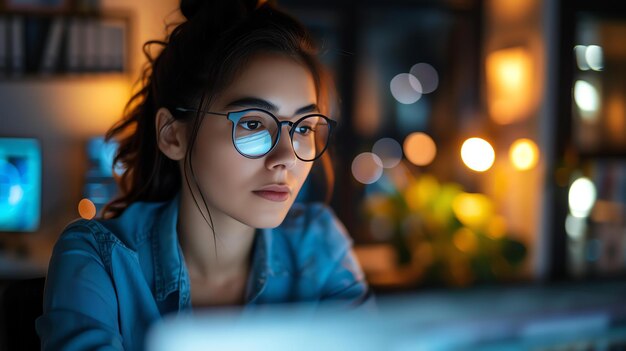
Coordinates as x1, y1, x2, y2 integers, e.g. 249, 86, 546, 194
54, 77, 132, 135
403, 132, 437, 166
453, 227, 478, 253
607, 92, 626, 147
509, 138, 539, 171
487, 47, 533, 124
486, 215, 508, 239
461, 138, 495, 172
78, 198, 97, 220
490, 0, 534, 21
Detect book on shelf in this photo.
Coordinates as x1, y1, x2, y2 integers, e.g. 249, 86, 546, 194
40, 17, 65, 74
66, 17, 83, 72
0, 13, 128, 77
100, 19, 126, 72
10, 16, 24, 76
84, 18, 98, 71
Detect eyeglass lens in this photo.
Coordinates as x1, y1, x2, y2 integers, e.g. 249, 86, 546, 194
232, 110, 330, 161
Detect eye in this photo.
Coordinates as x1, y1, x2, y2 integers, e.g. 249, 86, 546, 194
239, 120, 262, 130
295, 125, 315, 135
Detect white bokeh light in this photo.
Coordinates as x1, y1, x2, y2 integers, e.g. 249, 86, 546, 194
568, 177, 597, 218
585, 45, 604, 71
351, 152, 384, 184
574, 45, 590, 71
390, 73, 422, 104
460, 138, 495, 172
574, 80, 600, 120
409, 63, 439, 94
372, 138, 403, 169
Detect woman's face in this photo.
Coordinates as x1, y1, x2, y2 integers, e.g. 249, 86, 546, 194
189, 53, 318, 228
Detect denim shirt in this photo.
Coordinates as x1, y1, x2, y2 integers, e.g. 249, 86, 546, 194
35, 195, 370, 351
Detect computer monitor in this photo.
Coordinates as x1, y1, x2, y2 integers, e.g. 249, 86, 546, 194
146, 281, 626, 351
84, 136, 121, 216
86, 136, 122, 178
0, 137, 41, 232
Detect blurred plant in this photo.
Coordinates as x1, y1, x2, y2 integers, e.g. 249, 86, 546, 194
363, 160, 527, 287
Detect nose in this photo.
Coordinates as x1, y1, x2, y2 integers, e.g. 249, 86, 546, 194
264, 124, 297, 170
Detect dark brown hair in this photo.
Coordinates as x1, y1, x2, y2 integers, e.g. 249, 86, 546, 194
102, 0, 336, 220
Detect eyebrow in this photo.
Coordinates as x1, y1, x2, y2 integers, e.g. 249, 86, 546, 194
224, 97, 318, 116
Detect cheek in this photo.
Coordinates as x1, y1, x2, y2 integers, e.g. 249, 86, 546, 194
293, 162, 314, 192
190, 124, 253, 192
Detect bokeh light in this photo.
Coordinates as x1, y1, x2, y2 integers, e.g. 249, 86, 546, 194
351, 152, 383, 184
568, 177, 596, 218
372, 138, 403, 168
574, 80, 600, 120
390, 73, 422, 104
460, 138, 495, 172
403, 132, 437, 166
585, 45, 604, 71
409, 63, 439, 94
509, 138, 539, 171
78, 198, 97, 220
452, 193, 493, 229
453, 227, 478, 253
574, 45, 590, 71
486, 47, 533, 124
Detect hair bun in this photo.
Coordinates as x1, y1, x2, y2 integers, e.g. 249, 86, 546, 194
179, 0, 266, 21
179, 0, 207, 21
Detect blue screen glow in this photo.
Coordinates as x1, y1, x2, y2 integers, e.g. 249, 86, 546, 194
0, 138, 41, 232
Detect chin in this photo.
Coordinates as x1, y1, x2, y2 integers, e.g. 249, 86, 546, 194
253, 211, 290, 228
243, 204, 291, 229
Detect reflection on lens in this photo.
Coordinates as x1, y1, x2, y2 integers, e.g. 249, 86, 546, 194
233, 110, 277, 157
230, 110, 332, 161
234, 130, 273, 157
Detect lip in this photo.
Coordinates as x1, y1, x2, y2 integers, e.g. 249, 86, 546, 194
253, 184, 291, 202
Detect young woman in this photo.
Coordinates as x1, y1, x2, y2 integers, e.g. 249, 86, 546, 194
36, 0, 370, 350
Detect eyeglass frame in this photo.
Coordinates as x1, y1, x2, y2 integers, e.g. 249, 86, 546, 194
174, 107, 338, 162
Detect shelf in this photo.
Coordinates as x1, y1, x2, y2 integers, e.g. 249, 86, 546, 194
0, 11, 132, 79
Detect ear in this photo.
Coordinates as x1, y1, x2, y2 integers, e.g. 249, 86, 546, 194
156, 107, 187, 161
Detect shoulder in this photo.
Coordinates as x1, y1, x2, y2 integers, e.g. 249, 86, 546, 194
277, 202, 353, 261
49, 218, 125, 268
55, 199, 168, 253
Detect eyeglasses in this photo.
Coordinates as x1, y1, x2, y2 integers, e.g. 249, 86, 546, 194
175, 107, 337, 162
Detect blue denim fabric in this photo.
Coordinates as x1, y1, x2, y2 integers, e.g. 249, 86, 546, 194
35, 195, 371, 351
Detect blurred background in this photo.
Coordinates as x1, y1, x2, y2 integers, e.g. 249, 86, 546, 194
0, 0, 625, 298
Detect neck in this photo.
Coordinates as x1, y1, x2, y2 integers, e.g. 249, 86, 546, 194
176, 189, 256, 281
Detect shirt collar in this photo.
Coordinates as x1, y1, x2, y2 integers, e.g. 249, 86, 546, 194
152, 192, 182, 301
245, 227, 272, 303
